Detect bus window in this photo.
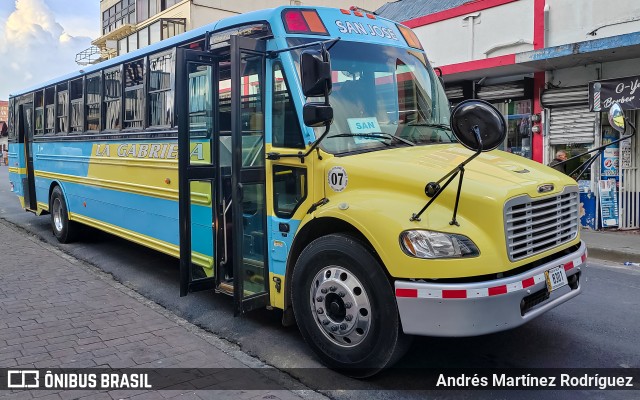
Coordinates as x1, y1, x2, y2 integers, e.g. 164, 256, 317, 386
34, 91, 44, 136
240, 55, 264, 167
44, 87, 55, 134
70, 78, 83, 132
149, 51, 174, 127
56, 82, 69, 133
124, 59, 145, 129
86, 73, 101, 131
273, 165, 306, 218
272, 62, 304, 148
104, 67, 122, 131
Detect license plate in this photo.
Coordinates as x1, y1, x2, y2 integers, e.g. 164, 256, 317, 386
545, 266, 568, 292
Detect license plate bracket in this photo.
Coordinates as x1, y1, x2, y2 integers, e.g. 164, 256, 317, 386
545, 265, 568, 292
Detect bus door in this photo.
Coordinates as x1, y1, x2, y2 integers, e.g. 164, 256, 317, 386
18, 102, 37, 210
230, 36, 269, 314
177, 49, 219, 296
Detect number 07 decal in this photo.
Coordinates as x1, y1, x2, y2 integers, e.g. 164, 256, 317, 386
328, 166, 348, 192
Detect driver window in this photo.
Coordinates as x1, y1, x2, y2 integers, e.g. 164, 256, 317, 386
272, 62, 304, 148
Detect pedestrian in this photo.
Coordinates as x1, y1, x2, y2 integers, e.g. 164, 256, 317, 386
550, 150, 568, 174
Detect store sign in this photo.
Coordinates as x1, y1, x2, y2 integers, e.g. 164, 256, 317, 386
589, 75, 640, 111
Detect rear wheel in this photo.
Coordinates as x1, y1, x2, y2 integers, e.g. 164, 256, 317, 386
50, 185, 78, 243
292, 233, 410, 377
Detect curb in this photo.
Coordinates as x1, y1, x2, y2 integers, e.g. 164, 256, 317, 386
586, 247, 640, 265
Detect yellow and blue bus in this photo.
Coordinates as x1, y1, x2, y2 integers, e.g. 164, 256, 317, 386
8, 6, 587, 376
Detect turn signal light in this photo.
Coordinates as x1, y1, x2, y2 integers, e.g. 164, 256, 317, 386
397, 24, 423, 50
282, 9, 329, 35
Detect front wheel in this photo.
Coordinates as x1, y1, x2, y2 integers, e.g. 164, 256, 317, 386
50, 185, 78, 243
291, 234, 410, 377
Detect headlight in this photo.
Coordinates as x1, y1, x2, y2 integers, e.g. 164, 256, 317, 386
400, 230, 479, 259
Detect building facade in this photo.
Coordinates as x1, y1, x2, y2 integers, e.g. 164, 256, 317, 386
377, 0, 640, 230
78, 0, 387, 64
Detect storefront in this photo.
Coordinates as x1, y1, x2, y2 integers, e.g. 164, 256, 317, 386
542, 77, 640, 230
588, 75, 639, 230
446, 78, 535, 159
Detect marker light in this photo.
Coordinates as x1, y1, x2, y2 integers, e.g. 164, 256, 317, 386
282, 9, 329, 35
397, 24, 423, 50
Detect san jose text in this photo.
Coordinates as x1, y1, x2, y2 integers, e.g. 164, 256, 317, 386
436, 373, 634, 389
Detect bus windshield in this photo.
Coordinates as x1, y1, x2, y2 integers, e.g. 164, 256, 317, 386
291, 39, 454, 155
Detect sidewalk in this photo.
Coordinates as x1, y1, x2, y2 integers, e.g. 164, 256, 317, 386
581, 228, 640, 264
0, 219, 322, 400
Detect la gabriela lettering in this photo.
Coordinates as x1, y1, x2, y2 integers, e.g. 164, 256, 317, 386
334, 20, 399, 40
94, 143, 204, 160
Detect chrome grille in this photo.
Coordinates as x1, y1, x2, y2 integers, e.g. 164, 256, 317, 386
504, 187, 579, 261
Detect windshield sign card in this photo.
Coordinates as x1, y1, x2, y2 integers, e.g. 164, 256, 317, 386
348, 117, 381, 134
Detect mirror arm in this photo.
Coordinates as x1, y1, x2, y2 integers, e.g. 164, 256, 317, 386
411, 126, 483, 223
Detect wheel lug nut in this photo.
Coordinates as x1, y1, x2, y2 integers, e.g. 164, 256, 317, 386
329, 286, 337, 292
345, 302, 352, 309
340, 323, 348, 330
321, 288, 328, 294
317, 308, 324, 314
345, 315, 353, 321
316, 296, 324, 302
322, 319, 330, 325
330, 325, 338, 332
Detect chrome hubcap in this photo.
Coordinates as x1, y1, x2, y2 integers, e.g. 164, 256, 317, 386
310, 266, 371, 347
52, 198, 63, 232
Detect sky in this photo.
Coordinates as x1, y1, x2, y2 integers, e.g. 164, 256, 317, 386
0, 0, 100, 100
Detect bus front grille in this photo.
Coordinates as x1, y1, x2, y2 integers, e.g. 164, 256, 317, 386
504, 187, 579, 262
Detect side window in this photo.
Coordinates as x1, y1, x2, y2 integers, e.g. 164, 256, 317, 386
70, 78, 84, 132
104, 67, 122, 130
272, 62, 304, 148
56, 82, 69, 133
149, 51, 174, 127
124, 58, 145, 129
34, 91, 44, 136
273, 165, 307, 218
44, 87, 55, 134
8, 98, 15, 139
86, 73, 101, 131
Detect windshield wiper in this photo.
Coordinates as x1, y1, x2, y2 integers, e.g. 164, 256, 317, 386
328, 132, 415, 146
408, 122, 451, 130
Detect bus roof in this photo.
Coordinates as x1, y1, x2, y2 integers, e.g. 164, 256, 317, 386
10, 6, 411, 98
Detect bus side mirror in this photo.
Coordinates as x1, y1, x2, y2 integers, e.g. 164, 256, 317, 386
450, 99, 507, 152
608, 103, 626, 133
303, 103, 333, 127
300, 49, 332, 97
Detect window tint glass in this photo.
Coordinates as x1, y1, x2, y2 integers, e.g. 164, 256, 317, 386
86, 74, 101, 131
104, 68, 122, 130
149, 52, 174, 126
124, 59, 145, 129
272, 63, 303, 148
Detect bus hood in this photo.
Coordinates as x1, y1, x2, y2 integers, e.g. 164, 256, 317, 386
326, 143, 575, 200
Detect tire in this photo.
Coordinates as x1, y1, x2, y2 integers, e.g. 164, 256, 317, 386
50, 185, 78, 243
291, 233, 411, 377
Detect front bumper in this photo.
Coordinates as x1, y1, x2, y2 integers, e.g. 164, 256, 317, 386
395, 241, 586, 337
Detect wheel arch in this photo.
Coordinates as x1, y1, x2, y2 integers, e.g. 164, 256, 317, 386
281, 216, 391, 326
48, 180, 71, 214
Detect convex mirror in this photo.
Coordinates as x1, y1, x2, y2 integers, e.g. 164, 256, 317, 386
608, 103, 626, 133
450, 99, 507, 152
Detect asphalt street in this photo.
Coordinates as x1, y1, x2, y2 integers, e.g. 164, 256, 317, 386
1, 166, 639, 400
